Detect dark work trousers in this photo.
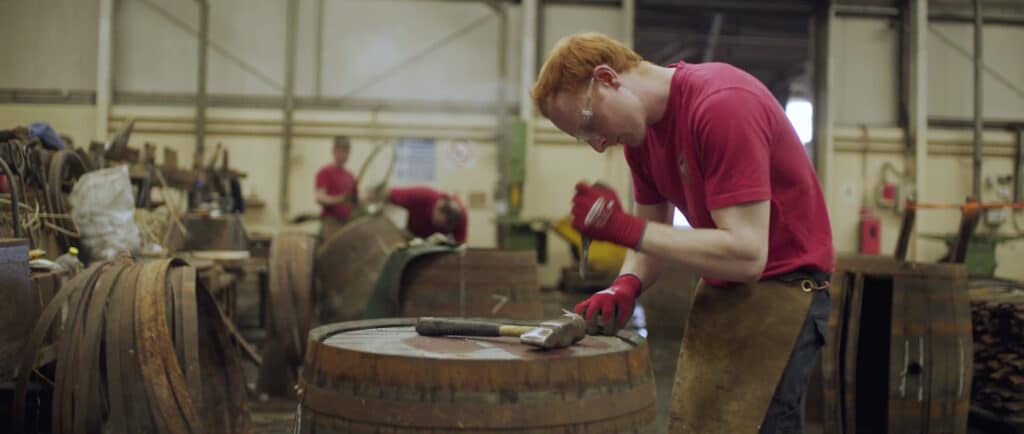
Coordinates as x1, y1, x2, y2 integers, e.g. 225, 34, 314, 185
758, 289, 830, 434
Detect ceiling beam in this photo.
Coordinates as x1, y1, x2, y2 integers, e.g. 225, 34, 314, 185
640, 0, 813, 16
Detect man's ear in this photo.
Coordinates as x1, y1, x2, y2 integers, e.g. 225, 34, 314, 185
592, 64, 620, 88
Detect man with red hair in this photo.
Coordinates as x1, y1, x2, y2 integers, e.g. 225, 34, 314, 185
533, 32, 834, 433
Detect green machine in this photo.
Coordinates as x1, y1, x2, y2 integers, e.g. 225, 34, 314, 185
921, 232, 1024, 277
495, 118, 548, 263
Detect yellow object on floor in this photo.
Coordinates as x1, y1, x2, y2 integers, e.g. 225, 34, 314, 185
550, 216, 626, 273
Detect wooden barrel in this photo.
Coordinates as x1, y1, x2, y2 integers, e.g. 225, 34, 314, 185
315, 215, 409, 322
297, 318, 658, 433
165, 214, 250, 252
13, 259, 250, 434
259, 232, 317, 398
0, 238, 31, 380
820, 255, 972, 434
400, 248, 544, 320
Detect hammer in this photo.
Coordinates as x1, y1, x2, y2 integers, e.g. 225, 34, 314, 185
414, 311, 586, 350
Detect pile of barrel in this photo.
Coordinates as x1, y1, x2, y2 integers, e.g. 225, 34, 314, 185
969, 279, 1024, 427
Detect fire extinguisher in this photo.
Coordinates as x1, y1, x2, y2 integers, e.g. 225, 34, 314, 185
859, 207, 881, 255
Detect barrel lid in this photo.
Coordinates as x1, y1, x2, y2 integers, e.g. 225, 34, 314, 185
314, 319, 644, 361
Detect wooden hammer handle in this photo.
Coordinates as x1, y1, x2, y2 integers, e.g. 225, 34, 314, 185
415, 318, 531, 338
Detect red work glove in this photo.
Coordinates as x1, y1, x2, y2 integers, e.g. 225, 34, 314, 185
574, 274, 643, 335
571, 182, 647, 249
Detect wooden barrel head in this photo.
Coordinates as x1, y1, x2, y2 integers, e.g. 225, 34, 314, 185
298, 318, 657, 434
323, 326, 631, 361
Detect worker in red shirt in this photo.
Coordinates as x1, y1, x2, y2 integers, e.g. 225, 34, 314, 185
532, 33, 835, 434
387, 186, 467, 244
315, 136, 358, 239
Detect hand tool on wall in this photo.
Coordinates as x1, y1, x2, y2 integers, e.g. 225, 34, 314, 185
415, 311, 586, 350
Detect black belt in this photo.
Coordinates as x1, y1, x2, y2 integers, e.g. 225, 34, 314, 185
774, 268, 831, 292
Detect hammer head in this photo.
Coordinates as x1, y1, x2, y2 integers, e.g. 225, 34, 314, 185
519, 311, 586, 350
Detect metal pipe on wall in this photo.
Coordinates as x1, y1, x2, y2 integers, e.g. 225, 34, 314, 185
622, 0, 635, 49
811, 2, 834, 204
195, 0, 209, 165
281, 0, 299, 215
1016, 128, 1023, 202
520, 0, 537, 121
910, 0, 928, 261
488, 1, 510, 211
519, 0, 538, 217
973, 0, 984, 200
96, 0, 113, 142
314, 0, 325, 98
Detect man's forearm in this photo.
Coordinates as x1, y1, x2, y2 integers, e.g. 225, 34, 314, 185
618, 249, 664, 291
638, 222, 764, 283
617, 201, 671, 289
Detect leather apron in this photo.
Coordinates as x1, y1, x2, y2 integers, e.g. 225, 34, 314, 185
668, 277, 825, 433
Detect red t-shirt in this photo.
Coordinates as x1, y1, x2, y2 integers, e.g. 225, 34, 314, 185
315, 164, 357, 219
624, 62, 834, 286
389, 186, 467, 243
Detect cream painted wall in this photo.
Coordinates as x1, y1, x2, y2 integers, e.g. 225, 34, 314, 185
112, 0, 520, 101
830, 128, 1024, 280
0, 104, 97, 144
928, 23, 1024, 119
542, 3, 624, 53
831, 17, 901, 125
116, 0, 286, 95
829, 16, 1024, 281
0, 0, 99, 91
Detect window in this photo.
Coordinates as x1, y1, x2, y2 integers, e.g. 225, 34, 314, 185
673, 208, 691, 228
785, 98, 813, 145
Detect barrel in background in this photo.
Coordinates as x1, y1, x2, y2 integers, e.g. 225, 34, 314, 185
297, 318, 657, 434
315, 215, 409, 322
820, 255, 972, 434
0, 238, 31, 380
399, 248, 544, 320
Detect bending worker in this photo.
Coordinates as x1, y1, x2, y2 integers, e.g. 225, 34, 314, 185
315, 135, 358, 239
386, 186, 467, 244
532, 33, 835, 433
